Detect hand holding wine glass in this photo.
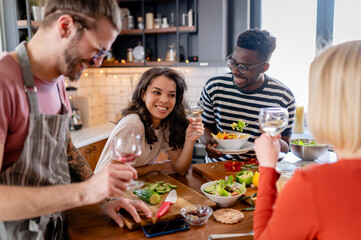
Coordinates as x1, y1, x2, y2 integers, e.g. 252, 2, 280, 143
259, 107, 289, 136
112, 133, 143, 189
185, 100, 204, 136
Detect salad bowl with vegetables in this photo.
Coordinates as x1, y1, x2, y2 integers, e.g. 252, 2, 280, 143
291, 139, 328, 161
212, 120, 250, 150
200, 176, 246, 207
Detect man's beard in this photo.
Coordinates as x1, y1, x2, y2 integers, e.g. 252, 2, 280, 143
63, 48, 85, 82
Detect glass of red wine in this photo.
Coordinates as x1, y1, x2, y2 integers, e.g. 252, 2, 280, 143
112, 133, 143, 190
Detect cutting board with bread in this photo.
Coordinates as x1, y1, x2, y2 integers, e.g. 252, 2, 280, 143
192, 161, 257, 205
119, 173, 217, 230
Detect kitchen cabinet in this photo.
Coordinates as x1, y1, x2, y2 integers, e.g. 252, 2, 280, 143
3, 0, 41, 51
78, 139, 107, 171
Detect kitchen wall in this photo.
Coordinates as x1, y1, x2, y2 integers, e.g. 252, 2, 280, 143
67, 66, 229, 122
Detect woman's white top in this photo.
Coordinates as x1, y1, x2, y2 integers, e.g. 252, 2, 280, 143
94, 114, 171, 173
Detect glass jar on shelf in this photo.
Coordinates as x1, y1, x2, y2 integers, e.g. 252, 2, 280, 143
127, 48, 134, 62
133, 42, 144, 62
165, 44, 176, 62
137, 16, 144, 29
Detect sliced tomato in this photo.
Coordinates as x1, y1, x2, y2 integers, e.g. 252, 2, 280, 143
231, 191, 240, 196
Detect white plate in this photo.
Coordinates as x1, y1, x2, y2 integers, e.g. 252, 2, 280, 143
211, 141, 254, 154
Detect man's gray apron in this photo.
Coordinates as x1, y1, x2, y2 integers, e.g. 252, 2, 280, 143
0, 42, 71, 240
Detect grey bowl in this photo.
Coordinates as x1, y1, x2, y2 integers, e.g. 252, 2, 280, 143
290, 139, 328, 161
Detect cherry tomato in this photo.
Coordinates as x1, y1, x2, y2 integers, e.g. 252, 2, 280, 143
224, 161, 241, 172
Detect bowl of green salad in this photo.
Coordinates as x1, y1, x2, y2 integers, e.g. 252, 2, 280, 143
200, 176, 246, 207
290, 139, 328, 161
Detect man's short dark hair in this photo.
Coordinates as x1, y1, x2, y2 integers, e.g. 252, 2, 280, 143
236, 28, 276, 61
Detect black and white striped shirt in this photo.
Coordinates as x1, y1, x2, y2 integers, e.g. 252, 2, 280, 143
201, 72, 295, 162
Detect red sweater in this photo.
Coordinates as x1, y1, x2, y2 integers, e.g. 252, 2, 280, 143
254, 159, 361, 240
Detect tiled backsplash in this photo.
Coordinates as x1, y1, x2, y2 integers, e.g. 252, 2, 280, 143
66, 66, 229, 122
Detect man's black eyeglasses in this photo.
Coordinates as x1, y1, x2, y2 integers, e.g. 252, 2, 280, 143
226, 54, 266, 75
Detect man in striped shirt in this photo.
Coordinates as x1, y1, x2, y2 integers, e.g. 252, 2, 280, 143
199, 28, 295, 163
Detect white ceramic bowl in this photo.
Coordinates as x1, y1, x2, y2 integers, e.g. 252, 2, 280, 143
200, 181, 246, 207
213, 131, 250, 150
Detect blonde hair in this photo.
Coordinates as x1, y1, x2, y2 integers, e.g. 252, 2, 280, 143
307, 40, 361, 153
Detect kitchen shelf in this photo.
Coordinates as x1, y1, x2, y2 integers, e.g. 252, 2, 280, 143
107, 0, 198, 68
17, 20, 41, 28
120, 26, 196, 36
101, 62, 144, 67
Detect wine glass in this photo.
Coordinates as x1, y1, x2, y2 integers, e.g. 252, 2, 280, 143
112, 133, 143, 189
259, 107, 289, 136
185, 100, 204, 136
185, 100, 204, 120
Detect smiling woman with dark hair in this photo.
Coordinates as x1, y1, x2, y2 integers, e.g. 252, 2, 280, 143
95, 67, 204, 176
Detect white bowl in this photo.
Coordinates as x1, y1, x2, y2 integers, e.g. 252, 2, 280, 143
213, 131, 250, 150
200, 181, 246, 207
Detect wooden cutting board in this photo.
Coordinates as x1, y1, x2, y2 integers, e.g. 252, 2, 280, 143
192, 162, 257, 205
119, 173, 217, 230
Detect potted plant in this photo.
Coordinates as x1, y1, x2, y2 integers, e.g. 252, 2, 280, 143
30, 0, 46, 22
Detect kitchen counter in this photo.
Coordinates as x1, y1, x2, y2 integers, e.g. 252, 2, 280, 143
70, 122, 115, 148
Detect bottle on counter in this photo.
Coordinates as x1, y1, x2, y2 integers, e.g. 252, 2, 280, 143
294, 105, 304, 133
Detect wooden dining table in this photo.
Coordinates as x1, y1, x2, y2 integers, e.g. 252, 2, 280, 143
65, 166, 255, 240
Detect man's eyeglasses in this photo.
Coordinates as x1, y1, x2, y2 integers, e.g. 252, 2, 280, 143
226, 54, 266, 75
82, 28, 110, 61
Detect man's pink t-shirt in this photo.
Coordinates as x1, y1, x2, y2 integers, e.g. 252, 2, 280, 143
0, 52, 72, 171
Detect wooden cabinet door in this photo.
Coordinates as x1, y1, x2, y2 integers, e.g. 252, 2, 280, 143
78, 139, 108, 171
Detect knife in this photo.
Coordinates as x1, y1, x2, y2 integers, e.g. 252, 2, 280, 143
156, 189, 177, 218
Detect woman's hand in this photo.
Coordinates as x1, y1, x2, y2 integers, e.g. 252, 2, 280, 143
254, 133, 281, 169
159, 160, 176, 174
185, 118, 204, 142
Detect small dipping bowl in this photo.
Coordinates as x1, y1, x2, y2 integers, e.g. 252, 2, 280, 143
180, 205, 213, 226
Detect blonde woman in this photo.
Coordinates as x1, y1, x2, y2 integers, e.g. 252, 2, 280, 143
253, 40, 361, 239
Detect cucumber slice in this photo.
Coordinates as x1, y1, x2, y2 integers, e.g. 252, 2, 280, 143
203, 185, 215, 193
149, 183, 159, 191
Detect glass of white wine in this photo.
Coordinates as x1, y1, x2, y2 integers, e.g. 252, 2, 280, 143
112, 133, 143, 190
185, 100, 204, 120
185, 100, 204, 136
259, 107, 289, 136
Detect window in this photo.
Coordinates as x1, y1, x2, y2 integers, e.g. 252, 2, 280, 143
262, 0, 317, 109
333, 0, 361, 45
0, 0, 4, 53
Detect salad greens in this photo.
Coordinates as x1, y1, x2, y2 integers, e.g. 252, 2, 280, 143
203, 175, 246, 197
291, 139, 321, 146
231, 120, 248, 132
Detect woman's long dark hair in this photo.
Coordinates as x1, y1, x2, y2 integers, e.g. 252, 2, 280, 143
122, 67, 188, 149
